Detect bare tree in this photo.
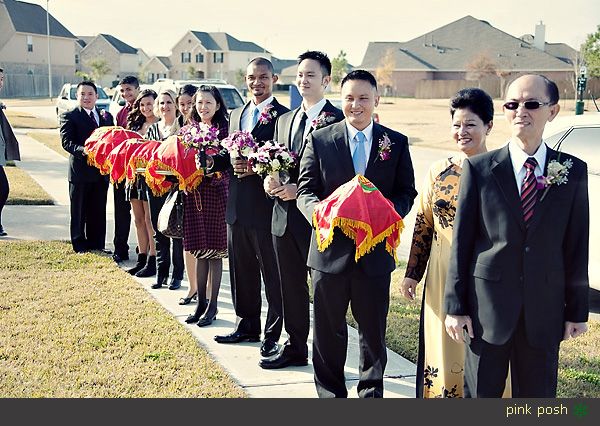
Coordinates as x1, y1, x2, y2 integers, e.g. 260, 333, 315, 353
375, 49, 395, 97
495, 56, 514, 99
465, 53, 497, 88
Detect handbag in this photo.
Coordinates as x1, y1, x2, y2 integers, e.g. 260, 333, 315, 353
157, 189, 184, 239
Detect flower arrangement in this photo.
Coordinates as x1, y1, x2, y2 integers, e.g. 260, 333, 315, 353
221, 130, 257, 159
537, 158, 573, 201
311, 112, 336, 130
99, 109, 109, 121
378, 133, 393, 161
179, 123, 221, 155
258, 104, 278, 125
248, 140, 297, 177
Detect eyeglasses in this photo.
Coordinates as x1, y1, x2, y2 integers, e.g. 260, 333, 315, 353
502, 101, 554, 110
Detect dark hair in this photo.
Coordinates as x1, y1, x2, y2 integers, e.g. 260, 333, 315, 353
298, 51, 332, 77
119, 75, 139, 88
248, 57, 274, 74
450, 88, 494, 124
77, 80, 97, 94
127, 88, 158, 131
177, 84, 198, 100
0, 68, 3, 73
188, 85, 229, 138
538, 74, 560, 105
341, 70, 377, 90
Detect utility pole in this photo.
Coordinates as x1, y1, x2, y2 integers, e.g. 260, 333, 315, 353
46, 0, 52, 99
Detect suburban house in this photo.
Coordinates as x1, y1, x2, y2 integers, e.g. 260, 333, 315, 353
0, 0, 77, 97
166, 30, 270, 83
141, 56, 172, 84
78, 33, 148, 88
359, 15, 577, 98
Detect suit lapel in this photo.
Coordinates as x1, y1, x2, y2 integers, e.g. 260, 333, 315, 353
286, 108, 301, 151
491, 145, 526, 232
527, 147, 559, 237
331, 121, 355, 177
366, 123, 383, 171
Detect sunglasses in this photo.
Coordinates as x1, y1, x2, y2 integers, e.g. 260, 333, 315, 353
503, 101, 553, 110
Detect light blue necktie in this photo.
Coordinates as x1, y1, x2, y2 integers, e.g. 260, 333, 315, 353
352, 131, 367, 175
251, 107, 260, 128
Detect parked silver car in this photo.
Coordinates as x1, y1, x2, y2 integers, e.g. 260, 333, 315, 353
543, 112, 600, 290
55, 83, 111, 121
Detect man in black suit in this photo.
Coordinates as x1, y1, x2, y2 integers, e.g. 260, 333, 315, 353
259, 51, 344, 370
213, 57, 290, 358
297, 70, 417, 397
60, 81, 114, 253
444, 74, 589, 397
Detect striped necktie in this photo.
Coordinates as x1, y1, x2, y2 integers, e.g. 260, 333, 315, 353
521, 157, 538, 226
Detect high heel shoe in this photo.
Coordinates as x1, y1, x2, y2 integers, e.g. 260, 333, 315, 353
197, 313, 217, 327
185, 314, 200, 323
179, 292, 197, 305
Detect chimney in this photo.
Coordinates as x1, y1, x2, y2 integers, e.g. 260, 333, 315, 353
534, 21, 545, 51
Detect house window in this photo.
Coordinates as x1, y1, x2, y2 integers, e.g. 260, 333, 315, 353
27, 35, 33, 52
195, 53, 204, 63
181, 52, 191, 63
213, 52, 224, 63
75, 54, 79, 65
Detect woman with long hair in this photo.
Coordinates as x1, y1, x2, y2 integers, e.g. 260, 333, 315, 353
184, 85, 229, 327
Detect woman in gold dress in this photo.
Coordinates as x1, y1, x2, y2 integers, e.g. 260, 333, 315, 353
401, 88, 496, 398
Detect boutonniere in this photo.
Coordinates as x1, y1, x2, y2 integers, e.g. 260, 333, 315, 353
259, 104, 278, 125
311, 112, 336, 130
377, 133, 393, 161
536, 158, 573, 201
99, 109, 108, 121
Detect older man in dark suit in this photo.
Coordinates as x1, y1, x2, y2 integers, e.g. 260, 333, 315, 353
297, 70, 417, 398
60, 81, 114, 253
444, 74, 589, 397
260, 51, 344, 370
213, 57, 290, 358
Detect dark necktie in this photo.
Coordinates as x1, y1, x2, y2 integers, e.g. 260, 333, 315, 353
520, 157, 538, 226
89, 110, 98, 127
291, 112, 308, 152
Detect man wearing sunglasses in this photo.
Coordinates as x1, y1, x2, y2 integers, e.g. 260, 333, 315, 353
444, 74, 589, 397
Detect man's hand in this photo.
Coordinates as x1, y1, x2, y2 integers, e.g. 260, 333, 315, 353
263, 174, 281, 194
563, 321, 588, 340
232, 158, 254, 178
400, 277, 418, 301
444, 314, 474, 343
270, 184, 297, 201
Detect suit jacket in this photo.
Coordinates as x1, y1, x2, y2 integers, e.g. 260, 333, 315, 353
444, 145, 589, 349
60, 106, 114, 183
296, 120, 417, 276
271, 100, 344, 238
217, 98, 290, 229
0, 107, 20, 161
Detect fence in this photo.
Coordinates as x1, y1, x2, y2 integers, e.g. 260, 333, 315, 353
1, 73, 76, 98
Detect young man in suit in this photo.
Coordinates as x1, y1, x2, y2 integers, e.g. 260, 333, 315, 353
444, 74, 589, 397
60, 81, 114, 253
296, 70, 417, 397
111, 76, 140, 263
0, 67, 20, 237
213, 57, 290, 358
259, 51, 344, 370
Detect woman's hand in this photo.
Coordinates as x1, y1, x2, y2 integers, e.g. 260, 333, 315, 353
400, 277, 418, 301
263, 174, 281, 194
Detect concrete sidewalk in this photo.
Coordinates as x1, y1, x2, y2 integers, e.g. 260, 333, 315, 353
3, 129, 417, 398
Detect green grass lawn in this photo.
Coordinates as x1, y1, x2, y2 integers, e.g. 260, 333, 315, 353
0, 241, 246, 398
4, 164, 54, 205
371, 264, 600, 397
5, 110, 57, 129
27, 132, 67, 159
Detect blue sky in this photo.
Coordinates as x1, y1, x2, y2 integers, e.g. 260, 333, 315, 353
28, 0, 599, 65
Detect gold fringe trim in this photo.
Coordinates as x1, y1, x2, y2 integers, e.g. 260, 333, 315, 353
144, 159, 204, 196
312, 214, 404, 262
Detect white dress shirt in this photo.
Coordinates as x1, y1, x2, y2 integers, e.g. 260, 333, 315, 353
291, 98, 327, 141
346, 121, 374, 165
241, 96, 274, 132
508, 139, 547, 194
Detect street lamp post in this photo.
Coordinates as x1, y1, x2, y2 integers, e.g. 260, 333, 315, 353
46, 0, 52, 99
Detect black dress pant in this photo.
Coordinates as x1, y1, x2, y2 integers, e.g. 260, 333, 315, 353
464, 313, 560, 398
0, 165, 8, 228
273, 228, 310, 358
227, 222, 282, 341
112, 182, 131, 257
312, 266, 390, 398
147, 189, 184, 280
68, 180, 108, 252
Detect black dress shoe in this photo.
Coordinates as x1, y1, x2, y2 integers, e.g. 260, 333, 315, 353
151, 276, 168, 289
260, 339, 279, 357
0, 226, 7, 237
168, 278, 182, 290
185, 314, 200, 324
214, 329, 260, 344
99, 248, 112, 255
197, 313, 217, 327
112, 253, 129, 263
259, 352, 308, 369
